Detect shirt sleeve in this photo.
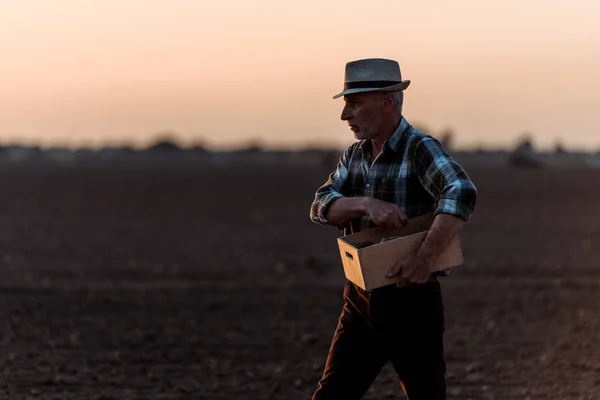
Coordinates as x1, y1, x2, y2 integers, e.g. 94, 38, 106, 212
309, 145, 354, 230
414, 137, 477, 221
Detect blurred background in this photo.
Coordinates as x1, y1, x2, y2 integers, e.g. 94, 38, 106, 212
0, 1, 599, 399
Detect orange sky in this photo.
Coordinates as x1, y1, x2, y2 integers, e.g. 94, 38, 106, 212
1, 1, 599, 150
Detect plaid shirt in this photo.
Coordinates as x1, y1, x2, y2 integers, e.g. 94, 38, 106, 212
310, 117, 477, 274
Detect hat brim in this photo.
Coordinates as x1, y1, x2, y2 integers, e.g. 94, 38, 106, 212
332, 81, 410, 99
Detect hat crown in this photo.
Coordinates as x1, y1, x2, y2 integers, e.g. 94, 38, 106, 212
332, 57, 410, 99
344, 58, 402, 83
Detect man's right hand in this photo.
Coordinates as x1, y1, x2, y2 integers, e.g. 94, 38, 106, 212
364, 198, 408, 229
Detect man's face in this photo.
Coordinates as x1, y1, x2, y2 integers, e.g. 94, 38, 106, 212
341, 92, 386, 141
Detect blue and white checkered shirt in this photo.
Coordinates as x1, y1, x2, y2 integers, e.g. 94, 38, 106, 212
309, 117, 477, 275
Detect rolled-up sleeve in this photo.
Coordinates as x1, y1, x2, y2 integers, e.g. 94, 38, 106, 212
415, 137, 477, 221
309, 147, 352, 228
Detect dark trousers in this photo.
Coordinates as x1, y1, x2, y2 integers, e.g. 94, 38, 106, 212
312, 279, 446, 400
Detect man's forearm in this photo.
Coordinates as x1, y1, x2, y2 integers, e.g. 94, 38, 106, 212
326, 197, 369, 225
417, 213, 466, 263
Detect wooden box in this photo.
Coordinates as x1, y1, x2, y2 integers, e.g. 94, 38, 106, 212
336, 213, 464, 291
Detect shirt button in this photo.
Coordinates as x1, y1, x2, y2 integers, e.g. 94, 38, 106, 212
365, 183, 371, 188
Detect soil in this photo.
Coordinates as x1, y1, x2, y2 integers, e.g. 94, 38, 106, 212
0, 160, 599, 399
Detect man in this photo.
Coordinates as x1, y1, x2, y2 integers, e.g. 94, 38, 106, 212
309, 58, 477, 400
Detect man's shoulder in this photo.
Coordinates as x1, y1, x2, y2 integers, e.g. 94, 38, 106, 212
341, 140, 364, 157
404, 121, 436, 143
401, 122, 445, 152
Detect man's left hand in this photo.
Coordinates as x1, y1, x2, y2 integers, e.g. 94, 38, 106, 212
387, 253, 433, 288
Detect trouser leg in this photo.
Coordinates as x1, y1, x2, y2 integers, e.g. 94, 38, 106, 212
374, 281, 447, 400
312, 282, 388, 400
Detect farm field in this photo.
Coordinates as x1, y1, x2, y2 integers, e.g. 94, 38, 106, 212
0, 160, 599, 399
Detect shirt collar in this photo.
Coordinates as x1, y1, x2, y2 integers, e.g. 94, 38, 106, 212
358, 116, 410, 154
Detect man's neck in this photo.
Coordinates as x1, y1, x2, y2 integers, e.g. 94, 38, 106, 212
371, 113, 402, 159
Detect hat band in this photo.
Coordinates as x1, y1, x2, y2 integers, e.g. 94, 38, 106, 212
344, 80, 402, 90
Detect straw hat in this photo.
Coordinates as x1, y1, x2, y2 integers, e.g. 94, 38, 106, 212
332, 58, 411, 99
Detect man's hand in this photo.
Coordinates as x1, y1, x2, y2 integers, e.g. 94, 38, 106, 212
387, 252, 433, 288
387, 213, 467, 287
364, 198, 408, 229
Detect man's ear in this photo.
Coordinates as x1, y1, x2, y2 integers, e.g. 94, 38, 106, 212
381, 92, 395, 113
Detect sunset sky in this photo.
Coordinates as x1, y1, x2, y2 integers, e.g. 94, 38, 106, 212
1, 1, 599, 151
